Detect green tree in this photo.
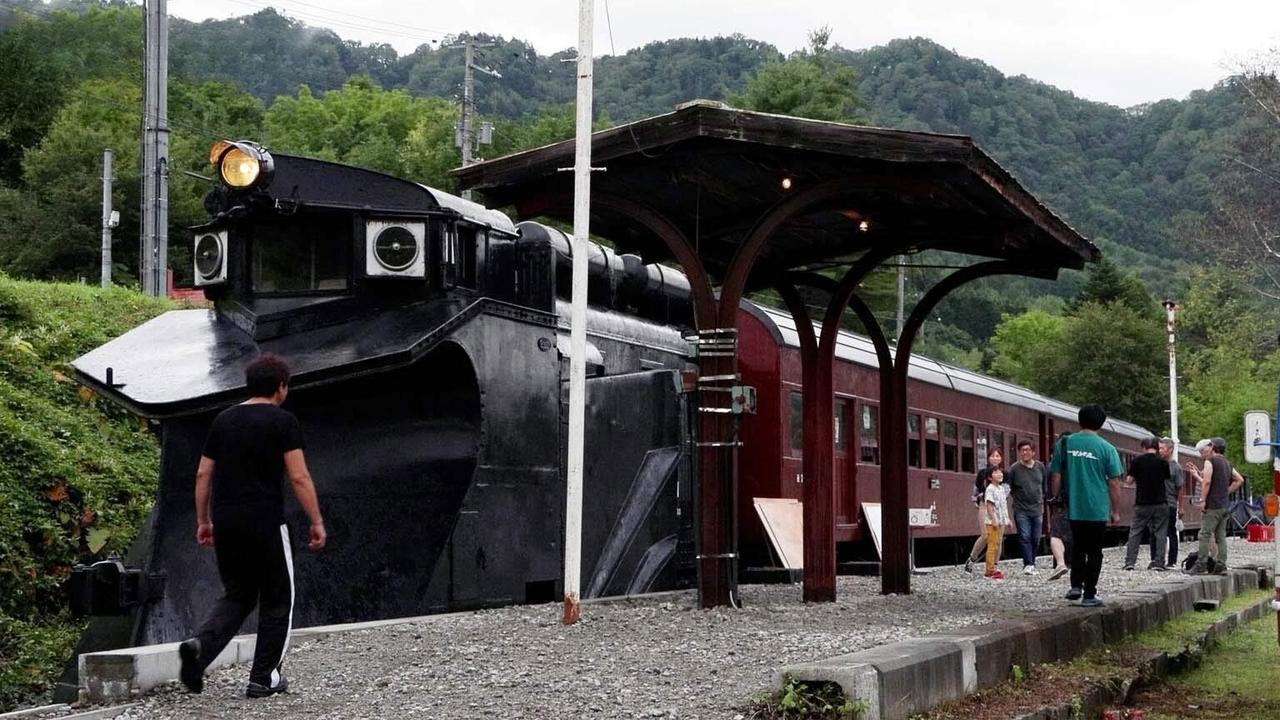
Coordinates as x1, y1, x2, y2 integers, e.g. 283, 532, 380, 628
733, 27, 862, 122
0, 4, 143, 183
1068, 257, 1156, 316
0, 77, 263, 283
1039, 302, 1166, 430
264, 78, 457, 185
989, 310, 1067, 386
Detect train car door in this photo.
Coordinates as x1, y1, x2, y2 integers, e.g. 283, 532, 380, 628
834, 397, 852, 525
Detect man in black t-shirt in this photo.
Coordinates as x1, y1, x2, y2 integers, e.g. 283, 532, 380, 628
1122, 437, 1171, 570
177, 354, 326, 699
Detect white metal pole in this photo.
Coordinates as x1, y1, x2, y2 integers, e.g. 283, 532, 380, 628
895, 258, 905, 341
100, 149, 113, 288
1163, 299, 1179, 442
563, 0, 594, 626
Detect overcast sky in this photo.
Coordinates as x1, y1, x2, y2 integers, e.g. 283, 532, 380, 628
168, 0, 1278, 107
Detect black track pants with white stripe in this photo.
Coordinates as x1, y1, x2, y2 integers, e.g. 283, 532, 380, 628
194, 510, 295, 687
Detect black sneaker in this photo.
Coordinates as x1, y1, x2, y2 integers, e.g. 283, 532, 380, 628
964, 558, 974, 573
1147, 562, 1159, 570
1123, 564, 1135, 571
1185, 565, 1207, 576
1152, 564, 1167, 572
1212, 566, 1229, 576
1065, 587, 1083, 601
178, 639, 203, 694
246, 676, 289, 698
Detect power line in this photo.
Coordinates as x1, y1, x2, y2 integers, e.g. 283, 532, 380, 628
191, 0, 446, 48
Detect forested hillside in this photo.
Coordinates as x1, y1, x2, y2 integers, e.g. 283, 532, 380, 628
162, 10, 1250, 267
1, 1, 1277, 429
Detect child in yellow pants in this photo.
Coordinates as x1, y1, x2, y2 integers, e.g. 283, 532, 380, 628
984, 467, 1013, 579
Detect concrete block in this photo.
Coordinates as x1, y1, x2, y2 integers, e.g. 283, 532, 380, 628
0, 704, 71, 719
775, 658, 881, 720
778, 638, 966, 720
932, 622, 1025, 691
1097, 602, 1128, 643
856, 638, 965, 720
79, 638, 241, 704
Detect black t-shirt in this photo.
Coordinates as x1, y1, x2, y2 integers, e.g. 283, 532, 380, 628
202, 403, 305, 520
1128, 452, 1170, 506
1207, 455, 1233, 510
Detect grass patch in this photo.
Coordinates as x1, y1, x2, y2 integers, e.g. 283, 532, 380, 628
0, 275, 174, 710
1130, 613, 1280, 719
915, 591, 1275, 719
1124, 589, 1270, 654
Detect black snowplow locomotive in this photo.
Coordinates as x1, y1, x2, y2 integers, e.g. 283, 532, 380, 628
71, 141, 698, 646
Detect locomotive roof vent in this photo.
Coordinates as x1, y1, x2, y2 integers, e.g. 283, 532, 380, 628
193, 229, 228, 286
365, 219, 426, 278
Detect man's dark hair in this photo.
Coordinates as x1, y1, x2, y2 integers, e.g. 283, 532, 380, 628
1016, 439, 1033, 451
1078, 404, 1107, 430
1211, 437, 1227, 454
245, 354, 291, 398
1140, 436, 1160, 450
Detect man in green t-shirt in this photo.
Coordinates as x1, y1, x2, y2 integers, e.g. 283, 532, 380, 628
1049, 404, 1124, 607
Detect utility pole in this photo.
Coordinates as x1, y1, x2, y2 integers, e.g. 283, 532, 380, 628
1163, 299, 1180, 442
450, 35, 499, 201
100, 149, 114, 288
140, 0, 169, 297
563, 0, 594, 626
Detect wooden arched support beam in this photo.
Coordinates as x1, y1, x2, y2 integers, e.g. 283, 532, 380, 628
588, 192, 740, 609
878, 260, 1034, 594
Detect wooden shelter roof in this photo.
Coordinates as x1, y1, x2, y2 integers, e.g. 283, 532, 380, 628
454, 100, 1097, 282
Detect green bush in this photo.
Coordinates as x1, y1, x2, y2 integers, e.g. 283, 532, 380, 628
0, 275, 173, 710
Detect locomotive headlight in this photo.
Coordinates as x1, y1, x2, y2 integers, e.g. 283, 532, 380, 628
210, 141, 274, 190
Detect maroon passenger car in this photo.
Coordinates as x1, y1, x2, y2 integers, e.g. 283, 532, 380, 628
735, 302, 1203, 568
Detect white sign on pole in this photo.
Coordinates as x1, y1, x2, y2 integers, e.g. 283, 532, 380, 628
1244, 410, 1272, 464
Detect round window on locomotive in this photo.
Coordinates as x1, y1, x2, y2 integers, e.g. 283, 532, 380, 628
193, 230, 228, 286
373, 226, 420, 271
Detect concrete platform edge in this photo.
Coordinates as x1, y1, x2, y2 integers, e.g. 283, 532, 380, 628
777, 566, 1266, 720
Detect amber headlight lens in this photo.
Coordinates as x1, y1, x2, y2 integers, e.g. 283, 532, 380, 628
219, 146, 261, 188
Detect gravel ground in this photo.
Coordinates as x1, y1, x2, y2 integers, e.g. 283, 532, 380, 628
109, 538, 1278, 720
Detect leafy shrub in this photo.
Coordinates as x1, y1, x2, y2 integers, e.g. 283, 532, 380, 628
749, 674, 868, 719
0, 275, 173, 710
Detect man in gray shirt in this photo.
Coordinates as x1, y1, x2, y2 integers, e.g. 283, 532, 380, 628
1007, 440, 1047, 575
1155, 438, 1185, 568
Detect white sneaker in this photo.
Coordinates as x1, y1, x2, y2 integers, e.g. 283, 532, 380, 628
1023, 565, 1039, 576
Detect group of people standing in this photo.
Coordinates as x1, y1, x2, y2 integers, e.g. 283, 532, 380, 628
964, 404, 1244, 606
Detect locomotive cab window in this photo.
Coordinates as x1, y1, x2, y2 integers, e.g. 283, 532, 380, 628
860, 404, 879, 465
442, 222, 478, 289
251, 214, 351, 294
